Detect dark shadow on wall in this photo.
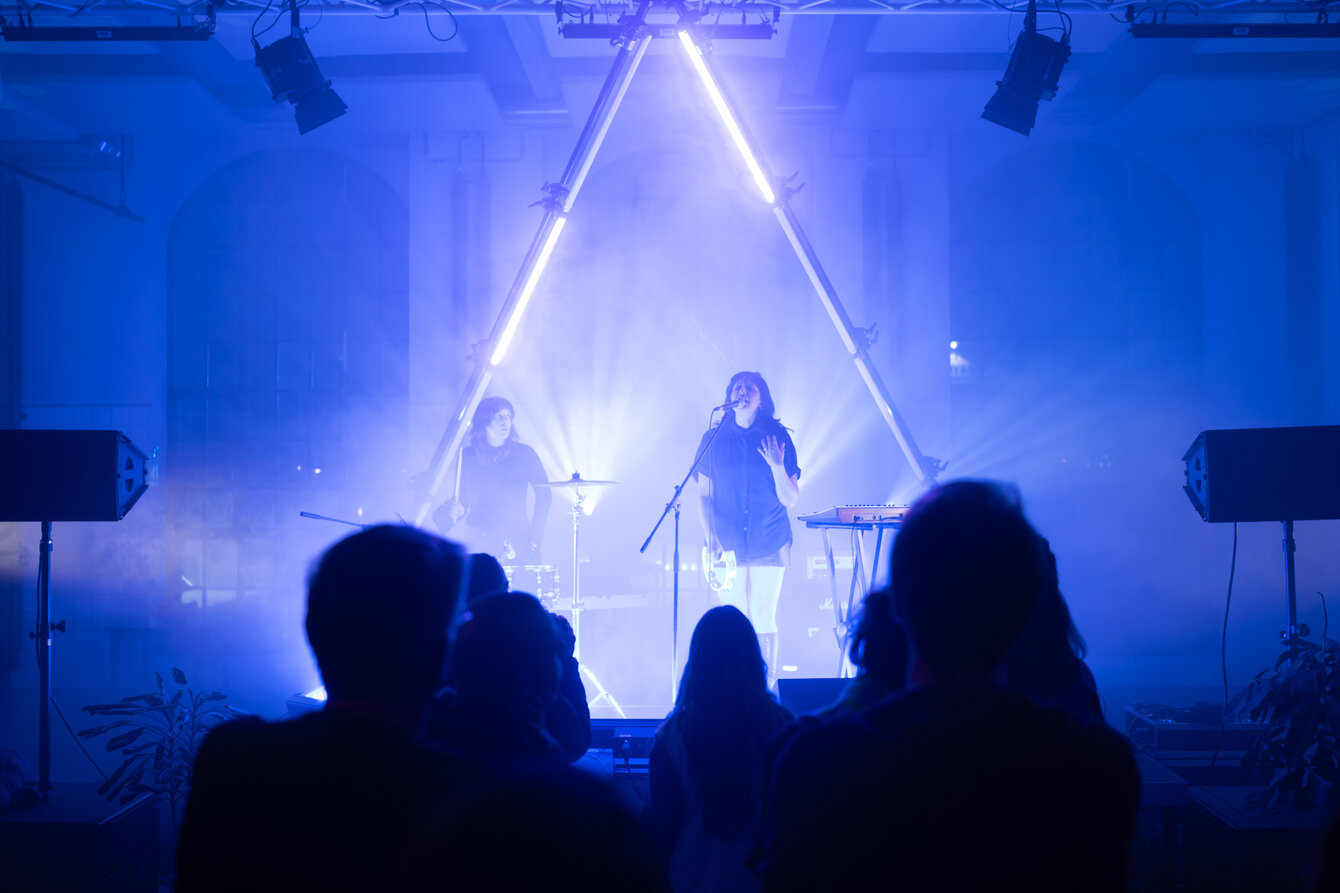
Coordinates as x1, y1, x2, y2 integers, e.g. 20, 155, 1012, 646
164, 147, 410, 711
948, 141, 1207, 661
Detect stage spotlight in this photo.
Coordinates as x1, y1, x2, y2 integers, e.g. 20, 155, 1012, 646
981, 0, 1070, 137
254, 11, 346, 135
286, 686, 326, 717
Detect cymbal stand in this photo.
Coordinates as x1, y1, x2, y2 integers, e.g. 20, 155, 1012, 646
568, 488, 625, 718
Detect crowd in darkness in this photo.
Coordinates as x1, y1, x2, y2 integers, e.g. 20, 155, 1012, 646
173, 479, 1195, 891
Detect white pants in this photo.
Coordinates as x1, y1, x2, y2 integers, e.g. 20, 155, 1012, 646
716, 565, 785, 634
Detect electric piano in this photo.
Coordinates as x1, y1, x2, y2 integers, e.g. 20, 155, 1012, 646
798, 504, 909, 528
797, 505, 910, 675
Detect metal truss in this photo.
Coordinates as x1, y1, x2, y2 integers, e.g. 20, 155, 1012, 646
8, 0, 1338, 20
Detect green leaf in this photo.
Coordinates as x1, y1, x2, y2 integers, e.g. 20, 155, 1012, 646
96, 760, 132, 798
171, 667, 188, 685
106, 727, 148, 751
121, 741, 160, 755
154, 671, 163, 690
120, 693, 161, 705
78, 720, 130, 739
83, 703, 145, 714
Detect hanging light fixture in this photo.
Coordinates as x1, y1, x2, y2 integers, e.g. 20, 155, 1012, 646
254, 1, 346, 135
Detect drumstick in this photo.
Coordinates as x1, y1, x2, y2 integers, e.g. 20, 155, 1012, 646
453, 446, 463, 502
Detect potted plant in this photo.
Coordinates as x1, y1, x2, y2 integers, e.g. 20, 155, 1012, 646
1231, 635, 1340, 812
79, 668, 243, 879
1178, 634, 1338, 891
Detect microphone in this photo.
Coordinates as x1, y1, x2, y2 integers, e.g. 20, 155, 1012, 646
712, 399, 741, 411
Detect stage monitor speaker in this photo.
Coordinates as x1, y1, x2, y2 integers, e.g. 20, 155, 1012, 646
1182, 425, 1340, 523
0, 429, 150, 521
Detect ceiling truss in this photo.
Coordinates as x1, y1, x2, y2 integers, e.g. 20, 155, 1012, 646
5, 0, 1336, 19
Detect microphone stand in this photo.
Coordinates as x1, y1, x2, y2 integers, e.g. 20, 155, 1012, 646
640, 408, 734, 705
298, 511, 370, 530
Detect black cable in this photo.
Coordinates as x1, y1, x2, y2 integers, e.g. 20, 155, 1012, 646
375, 1, 455, 38
1160, 0, 1199, 22
251, 0, 280, 48
1125, 5, 1156, 24
299, 0, 323, 34
1207, 521, 1238, 783
52, 697, 109, 781
415, 1, 458, 43
65, 0, 100, 18
1319, 591, 1328, 653
561, 0, 591, 19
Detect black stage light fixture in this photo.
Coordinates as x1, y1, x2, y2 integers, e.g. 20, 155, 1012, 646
253, 3, 346, 135
982, 0, 1071, 137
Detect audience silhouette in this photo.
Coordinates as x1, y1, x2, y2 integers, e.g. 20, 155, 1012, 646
425, 591, 570, 763
168, 486, 1144, 893
759, 480, 1141, 892
466, 551, 510, 602
1004, 537, 1105, 726
648, 605, 795, 892
463, 551, 592, 762
176, 525, 472, 893
832, 586, 908, 712
387, 763, 668, 892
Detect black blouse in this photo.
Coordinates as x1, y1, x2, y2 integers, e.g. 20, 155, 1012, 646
694, 415, 800, 563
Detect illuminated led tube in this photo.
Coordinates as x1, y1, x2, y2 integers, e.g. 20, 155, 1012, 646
677, 30, 775, 205
491, 214, 568, 366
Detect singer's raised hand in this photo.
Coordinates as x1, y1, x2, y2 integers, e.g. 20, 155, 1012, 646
758, 435, 786, 468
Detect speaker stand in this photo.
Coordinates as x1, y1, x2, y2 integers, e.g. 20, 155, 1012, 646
33, 520, 60, 795
1282, 519, 1308, 654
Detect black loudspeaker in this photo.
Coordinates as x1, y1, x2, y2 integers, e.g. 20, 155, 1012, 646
0, 429, 150, 521
1183, 425, 1340, 523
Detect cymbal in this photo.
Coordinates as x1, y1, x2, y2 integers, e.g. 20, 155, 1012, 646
535, 473, 618, 489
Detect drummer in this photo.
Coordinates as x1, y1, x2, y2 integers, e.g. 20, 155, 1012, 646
435, 396, 551, 564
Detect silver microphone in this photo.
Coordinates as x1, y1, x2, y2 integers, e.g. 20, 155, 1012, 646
712, 399, 741, 411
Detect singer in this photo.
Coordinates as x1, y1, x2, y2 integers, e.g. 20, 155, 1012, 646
433, 396, 552, 564
694, 371, 801, 687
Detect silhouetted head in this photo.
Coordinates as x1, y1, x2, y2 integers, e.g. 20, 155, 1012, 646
677, 605, 768, 708
470, 396, 518, 451
391, 765, 667, 892
848, 587, 909, 691
466, 552, 510, 605
672, 605, 787, 840
1005, 538, 1091, 689
891, 480, 1045, 682
451, 592, 563, 708
305, 525, 466, 703
724, 371, 777, 422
